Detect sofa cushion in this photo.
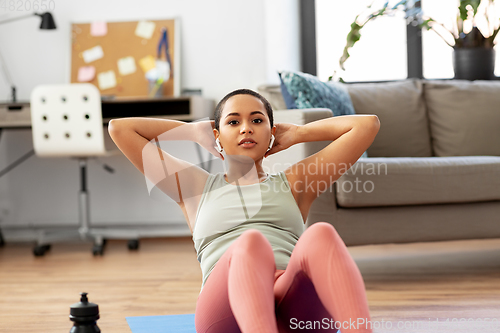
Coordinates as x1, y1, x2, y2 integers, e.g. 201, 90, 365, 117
279, 75, 298, 109
278, 70, 368, 158
335, 156, 500, 207
257, 84, 288, 111
346, 79, 433, 157
278, 70, 356, 116
424, 80, 500, 157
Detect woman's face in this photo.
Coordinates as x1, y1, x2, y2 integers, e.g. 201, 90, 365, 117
214, 94, 275, 162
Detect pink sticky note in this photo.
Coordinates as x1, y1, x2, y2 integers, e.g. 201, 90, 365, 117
90, 21, 107, 36
77, 66, 96, 82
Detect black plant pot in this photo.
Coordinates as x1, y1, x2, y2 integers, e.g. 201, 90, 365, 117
453, 47, 496, 80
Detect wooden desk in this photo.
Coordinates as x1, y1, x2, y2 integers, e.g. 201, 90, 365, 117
0, 95, 215, 129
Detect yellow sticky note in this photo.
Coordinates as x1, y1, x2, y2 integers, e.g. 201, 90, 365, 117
139, 55, 156, 73
97, 70, 117, 90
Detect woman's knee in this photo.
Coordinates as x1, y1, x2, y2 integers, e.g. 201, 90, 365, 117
238, 229, 269, 246
233, 229, 274, 260
302, 222, 344, 250
307, 222, 337, 236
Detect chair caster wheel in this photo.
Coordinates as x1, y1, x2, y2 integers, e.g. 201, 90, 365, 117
92, 238, 107, 256
92, 244, 105, 256
127, 239, 139, 250
33, 244, 51, 257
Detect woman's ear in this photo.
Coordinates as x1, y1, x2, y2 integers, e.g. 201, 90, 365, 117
213, 129, 219, 140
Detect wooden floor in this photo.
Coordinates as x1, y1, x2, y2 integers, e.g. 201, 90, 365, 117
1, 237, 499, 333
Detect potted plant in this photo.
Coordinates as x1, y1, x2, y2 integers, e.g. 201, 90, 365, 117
334, 0, 500, 81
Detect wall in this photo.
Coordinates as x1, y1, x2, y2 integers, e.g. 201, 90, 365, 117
0, 0, 300, 239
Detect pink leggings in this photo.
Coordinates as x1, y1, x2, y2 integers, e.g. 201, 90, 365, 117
195, 222, 373, 333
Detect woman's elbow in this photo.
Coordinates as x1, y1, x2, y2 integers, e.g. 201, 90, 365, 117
108, 119, 131, 141
108, 118, 131, 135
358, 115, 380, 133
108, 119, 120, 137
368, 116, 380, 140
370, 115, 380, 132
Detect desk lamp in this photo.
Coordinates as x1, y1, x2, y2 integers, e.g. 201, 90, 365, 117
0, 12, 56, 102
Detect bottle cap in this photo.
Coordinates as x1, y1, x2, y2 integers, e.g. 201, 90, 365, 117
69, 292, 100, 322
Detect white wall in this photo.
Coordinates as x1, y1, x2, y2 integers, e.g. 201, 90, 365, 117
0, 0, 271, 102
265, 0, 301, 84
0, 0, 300, 238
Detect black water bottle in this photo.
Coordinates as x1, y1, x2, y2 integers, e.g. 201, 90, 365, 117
69, 292, 101, 333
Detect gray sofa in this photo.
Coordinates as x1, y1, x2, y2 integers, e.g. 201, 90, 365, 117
259, 79, 500, 246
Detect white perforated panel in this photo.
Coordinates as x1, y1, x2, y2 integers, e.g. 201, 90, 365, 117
30, 84, 106, 157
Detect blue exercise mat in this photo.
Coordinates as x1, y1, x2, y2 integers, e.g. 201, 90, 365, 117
126, 314, 196, 333
127, 313, 343, 332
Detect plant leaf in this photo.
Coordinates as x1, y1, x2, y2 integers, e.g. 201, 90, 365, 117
339, 21, 362, 70
419, 18, 434, 30
459, 0, 480, 21
391, 0, 407, 10
490, 23, 500, 44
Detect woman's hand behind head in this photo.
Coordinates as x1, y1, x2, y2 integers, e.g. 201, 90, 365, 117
264, 123, 299, 158
195, 120, 224, 160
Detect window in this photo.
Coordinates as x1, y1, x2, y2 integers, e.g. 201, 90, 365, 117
422, 0, 500, 78
315, 0, 408, 82
421, 0, 456, 79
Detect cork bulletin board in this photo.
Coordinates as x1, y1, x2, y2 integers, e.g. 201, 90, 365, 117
70, 18, 180, 98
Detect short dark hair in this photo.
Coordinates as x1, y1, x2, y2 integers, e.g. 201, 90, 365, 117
214, 89, 273, 131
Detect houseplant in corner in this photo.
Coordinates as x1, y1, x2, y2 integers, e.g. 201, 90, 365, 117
334, 0, 500, 81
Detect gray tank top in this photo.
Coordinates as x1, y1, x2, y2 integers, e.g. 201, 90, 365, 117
192, 171, 305, 293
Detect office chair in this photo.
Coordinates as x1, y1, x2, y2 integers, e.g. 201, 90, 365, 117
30, 83, 140, 256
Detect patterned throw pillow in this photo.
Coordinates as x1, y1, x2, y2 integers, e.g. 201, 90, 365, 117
279, 70, 368, 158
279, 70, 355, 116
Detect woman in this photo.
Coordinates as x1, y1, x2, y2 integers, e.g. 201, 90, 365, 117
108, 89, 380, 333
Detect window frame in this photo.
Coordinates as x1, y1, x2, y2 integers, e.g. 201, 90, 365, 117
302, 0, 424, 82
305, 0, 500, 82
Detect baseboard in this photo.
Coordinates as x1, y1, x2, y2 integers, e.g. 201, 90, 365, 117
0, 222, 191, 242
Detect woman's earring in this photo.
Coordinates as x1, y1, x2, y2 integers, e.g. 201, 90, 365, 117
267, 135, 275, 151
215, 138, 223, 153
